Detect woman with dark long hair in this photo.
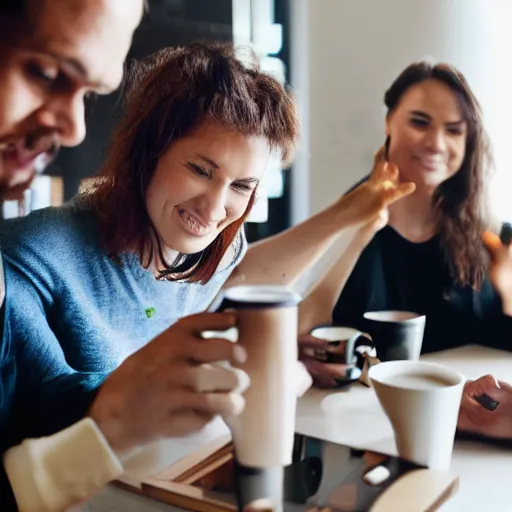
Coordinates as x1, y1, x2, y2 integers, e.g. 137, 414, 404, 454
299, 60, 512, 439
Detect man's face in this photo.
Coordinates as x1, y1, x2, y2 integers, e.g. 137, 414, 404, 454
0, 0, 143, 198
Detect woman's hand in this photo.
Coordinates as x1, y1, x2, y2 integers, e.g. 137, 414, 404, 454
336, 147, 415, 230
458, 374, 512, 440
482, 231, 512, 315
89, 312, 250, 457
298, 333, 350, 388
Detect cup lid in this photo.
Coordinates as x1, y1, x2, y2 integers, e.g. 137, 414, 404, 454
217, 285, 302, 310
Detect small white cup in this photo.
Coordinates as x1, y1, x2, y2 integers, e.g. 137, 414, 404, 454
369, 360, 464, 471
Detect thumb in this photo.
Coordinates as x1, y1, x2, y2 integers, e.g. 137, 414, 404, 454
372, 146, 387, 171
383, 181, 416, 205
369, 147, 388, 182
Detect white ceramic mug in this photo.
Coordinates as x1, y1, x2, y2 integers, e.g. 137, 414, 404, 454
309, 326, 374, 364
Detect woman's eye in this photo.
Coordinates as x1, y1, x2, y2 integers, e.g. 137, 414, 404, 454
410, 117, 428, 127
447, 127, 463, 136
232, 182, 253, 194
188, 163, 210, 178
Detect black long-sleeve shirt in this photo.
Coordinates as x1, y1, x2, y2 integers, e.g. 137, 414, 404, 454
334, 225, 512, 355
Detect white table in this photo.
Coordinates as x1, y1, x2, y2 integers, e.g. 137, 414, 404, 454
81, 345, 512, 512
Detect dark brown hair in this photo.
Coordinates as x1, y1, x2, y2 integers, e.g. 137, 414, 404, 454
384, 61, 494, 289
88, 42, 299, 284
0, 0, 29, 43
0, 0, 149, 45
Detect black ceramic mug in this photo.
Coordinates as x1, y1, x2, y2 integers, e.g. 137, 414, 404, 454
363, 311, 426, 362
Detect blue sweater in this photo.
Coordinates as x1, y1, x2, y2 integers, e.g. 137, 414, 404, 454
0, 198, 245, 442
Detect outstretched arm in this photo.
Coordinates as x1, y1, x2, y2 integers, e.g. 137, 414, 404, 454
297, 219, 382, 335
226, 149, 413, 289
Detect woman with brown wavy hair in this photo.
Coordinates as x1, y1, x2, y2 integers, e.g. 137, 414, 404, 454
299, 60, 512, 387
0, 42, 413, 417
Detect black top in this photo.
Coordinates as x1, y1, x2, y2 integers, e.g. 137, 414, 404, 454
333, 226, 512, 354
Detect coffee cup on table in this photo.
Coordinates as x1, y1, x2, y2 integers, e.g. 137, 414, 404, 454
369, 360, 464, 470
363, 310, 425, 362
307, 326, 374, 385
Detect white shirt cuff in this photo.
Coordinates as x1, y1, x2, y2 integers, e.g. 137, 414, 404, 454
4, 418, 123, 512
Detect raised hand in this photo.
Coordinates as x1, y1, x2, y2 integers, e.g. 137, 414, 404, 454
89, 312, 250, 456
337, 147, 416, 230
482, 231, 512, 315
458, 374, 512, 439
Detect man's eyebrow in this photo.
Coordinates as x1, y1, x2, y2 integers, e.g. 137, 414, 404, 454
59, 57, 117, 93
39, 51, 118, 93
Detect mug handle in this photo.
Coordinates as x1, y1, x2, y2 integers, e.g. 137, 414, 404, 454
359, 352, 381, 388
346, 331, 374, 367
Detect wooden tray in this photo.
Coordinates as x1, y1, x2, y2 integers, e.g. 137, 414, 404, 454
142, 435, 237, 512
127, 435, 458, 512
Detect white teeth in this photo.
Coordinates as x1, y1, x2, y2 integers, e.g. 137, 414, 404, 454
418, 156, 444, 167
184, 212, 199, 229
180, 209, 207, 235
34, 153, 48, 174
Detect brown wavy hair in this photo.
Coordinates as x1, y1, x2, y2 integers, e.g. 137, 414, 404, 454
384, 61, 494, 289
88, 42, 299, 284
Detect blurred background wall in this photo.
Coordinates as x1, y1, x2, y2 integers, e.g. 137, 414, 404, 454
290, 0, 512, 222
21, 1, 512, 236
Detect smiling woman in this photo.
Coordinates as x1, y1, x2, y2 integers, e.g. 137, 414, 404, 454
0, 41, 414, 450
146, 122, 268, 257
298, 60, 512, 389
88, 42, 298, 283
0, 42, 299, 430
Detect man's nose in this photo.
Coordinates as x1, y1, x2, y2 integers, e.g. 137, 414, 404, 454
36, 92, 87, 147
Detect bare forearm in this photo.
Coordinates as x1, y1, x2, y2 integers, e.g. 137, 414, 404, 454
227, 204, 352, 288
226, 160, 415, 289
298, 231, 370, 334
